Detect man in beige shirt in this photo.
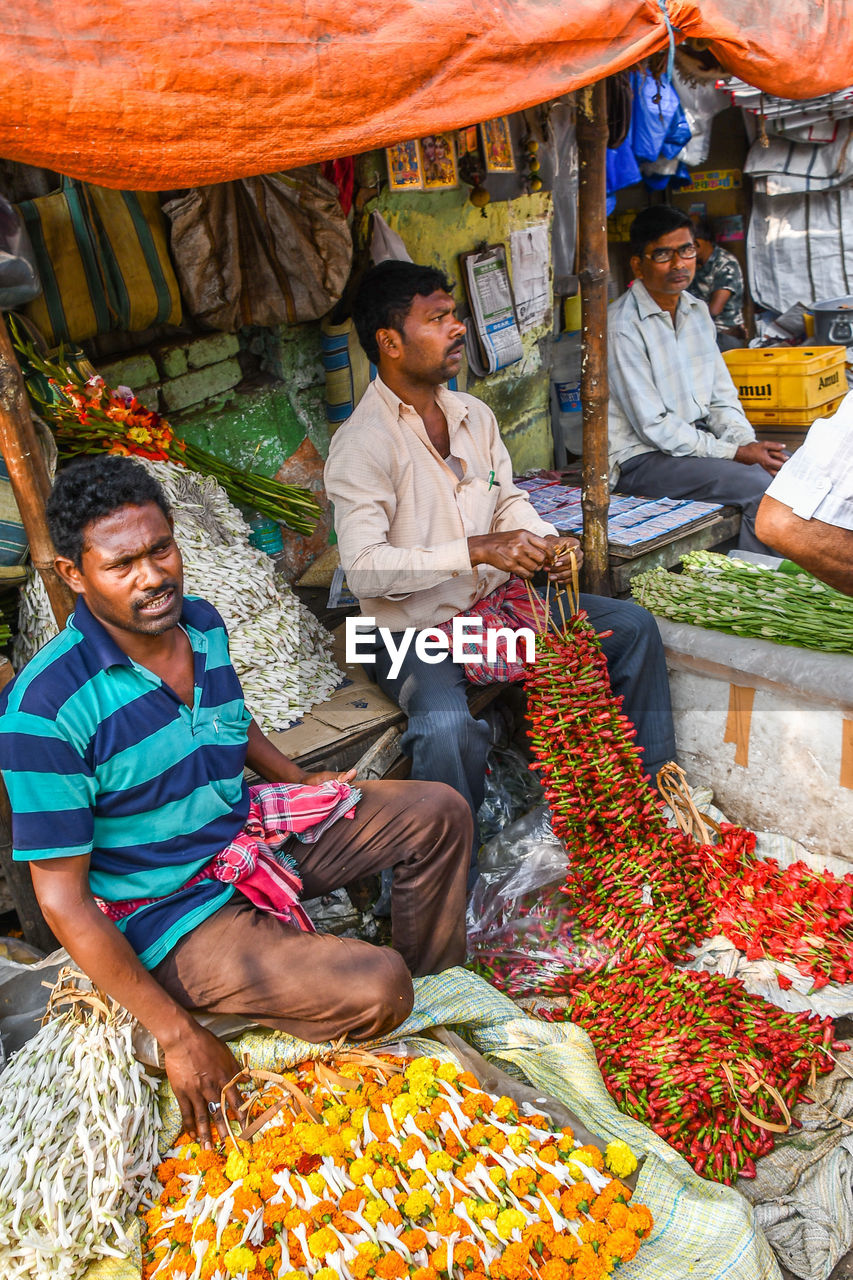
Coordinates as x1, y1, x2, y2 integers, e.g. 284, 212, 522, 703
325, 261, 675, 876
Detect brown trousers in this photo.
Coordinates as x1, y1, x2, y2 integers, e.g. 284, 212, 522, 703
152, 780, 471, 1043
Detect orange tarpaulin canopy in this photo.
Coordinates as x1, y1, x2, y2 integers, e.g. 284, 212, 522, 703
2, 0, 852, 189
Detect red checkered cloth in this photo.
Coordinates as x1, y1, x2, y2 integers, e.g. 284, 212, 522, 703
95, 779, 361, 933
435, 576, 540, 685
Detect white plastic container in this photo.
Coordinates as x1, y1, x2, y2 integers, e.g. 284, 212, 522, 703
550, 330, 583, 457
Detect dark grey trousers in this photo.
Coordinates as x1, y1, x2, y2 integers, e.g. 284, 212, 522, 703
616, 451, 775, 554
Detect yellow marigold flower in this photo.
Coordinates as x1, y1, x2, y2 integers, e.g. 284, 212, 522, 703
180, 1141, 201, 1161
364, 1198, 385, 1226
315, 1270, 339, 1280
604, 1140, 638, 1178
224, 1150, 249, 1183
557, 1129, 575, 1151
391, 1093, 419, 1122
489, 1166, 505, 1186
508, 1131, 528, 1153
340, 1125, 358, 1148
409, 1082, 436, 1107
405, 1056, 436, 1077
404, 1189, 435, 1219
324, 1102, 349, 1126
435, 1062, 458, 1082
495, 1208, 526, 1240
306, 1171, 326, 1196
493, 1096, 515, 1120
408, 1168, 428, 1189
222, 1244, 257, 1273
349, 1157, 375, 1184
245, 1168, 263, 1193
357, 1241, 382, 1260
281, 1274, 305, 1280
372, 1168, 397, 1190
308, 1226, 337, 1258
352, 1105, 369, 1129
426, 1151, 453, 1173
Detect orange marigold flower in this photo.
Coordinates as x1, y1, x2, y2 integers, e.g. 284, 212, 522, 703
195, 1150, 221, 1173
460, 1093, 492, 1119
496, 1239, 532, 1278
256, 1244, 280, 1273
401, 1228, 428, 1251
627, 1203, 654, 1237
606, 1202, 630, 1230
263, 1202, 286, 1231
549, 1233, 580, 1261
191, 1220, 216, 1243
457, 1072, 479, 1089
220, 1223, 245, 1250
374, 1252, 409, 1279
578, 1221, 610, 1247
540, 1260, 571, 1280
380, 1206, 403, 1228
161, 1177, 183, 1202
410, 1270, 439, 1280
340, 1188, 366, 1212
560, 1181, 593, 1217
454, 1240, 482, 1269
538, 1144, 559, 1165
573, 1245, 610, 1279
602, 1227, 641, 1264
156, 1159, 177, 1185
310, 1199, 338, 1223
537, 1172, 560, 1196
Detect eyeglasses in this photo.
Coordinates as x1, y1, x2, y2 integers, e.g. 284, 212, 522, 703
646, 243, 698, 264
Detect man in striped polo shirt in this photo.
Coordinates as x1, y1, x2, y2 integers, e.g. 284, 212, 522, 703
0, 456, 470, 1145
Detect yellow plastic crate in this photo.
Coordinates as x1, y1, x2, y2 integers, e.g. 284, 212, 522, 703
723, 345, 846, 412
743, 392, 846, 428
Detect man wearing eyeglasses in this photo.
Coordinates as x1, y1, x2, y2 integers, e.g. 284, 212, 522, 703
608, 207, 786, 553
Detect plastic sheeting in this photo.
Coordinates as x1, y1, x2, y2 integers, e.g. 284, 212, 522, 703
0, 0, 851, 189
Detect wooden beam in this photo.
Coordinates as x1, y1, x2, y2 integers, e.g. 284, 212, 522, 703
576, 78, 612, 597
0, 313, 74, 627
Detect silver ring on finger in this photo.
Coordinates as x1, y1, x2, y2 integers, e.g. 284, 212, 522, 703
208, 1100, 222, 1115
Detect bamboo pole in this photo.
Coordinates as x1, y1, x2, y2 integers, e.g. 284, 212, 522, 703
0, 313, 74, 626
576, 78, 611, 597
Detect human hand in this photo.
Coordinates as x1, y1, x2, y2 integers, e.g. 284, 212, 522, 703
735, 440, 789, 475
161, 1021, 245, 1148
299, 767, 358, 786
467, 530, 551, 576
542, 535, 584, 581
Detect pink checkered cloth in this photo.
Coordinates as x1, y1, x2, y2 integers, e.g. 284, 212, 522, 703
436, 576, 540, 685
95, 779, 361, 933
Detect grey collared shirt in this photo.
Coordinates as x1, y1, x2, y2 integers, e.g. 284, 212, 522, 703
607, 280, 755, 483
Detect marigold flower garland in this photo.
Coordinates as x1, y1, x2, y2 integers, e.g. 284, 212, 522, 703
142, 1055, 652, 1280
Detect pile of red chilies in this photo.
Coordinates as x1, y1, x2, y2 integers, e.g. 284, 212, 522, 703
536, 959, 840, 1184
705, 827, 853, 988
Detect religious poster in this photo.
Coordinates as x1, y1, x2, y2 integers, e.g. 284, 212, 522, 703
480, 117, 515, 173
418, 133, 459, 189
386, 140, 422, 191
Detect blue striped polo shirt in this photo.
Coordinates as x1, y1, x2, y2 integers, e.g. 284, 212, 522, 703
0, 595, 251, 968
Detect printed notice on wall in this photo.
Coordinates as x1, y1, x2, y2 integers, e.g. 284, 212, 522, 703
463, 244, 524, 375
510, 223, 551, 332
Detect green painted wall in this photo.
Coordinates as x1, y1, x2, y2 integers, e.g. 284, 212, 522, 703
367, 183, 555, 473
175, 324, 332, 476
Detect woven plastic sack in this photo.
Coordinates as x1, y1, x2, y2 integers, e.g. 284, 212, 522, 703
114, 968, 781, 1280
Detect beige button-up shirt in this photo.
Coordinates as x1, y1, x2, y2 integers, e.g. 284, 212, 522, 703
324, 377, 555, 630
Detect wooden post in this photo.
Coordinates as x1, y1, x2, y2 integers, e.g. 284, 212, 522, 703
0, 313, 74, 626
576, 78, 612, 597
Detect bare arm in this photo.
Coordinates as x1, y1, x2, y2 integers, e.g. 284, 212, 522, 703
708, 287, 733, 319
30, 855, 243, 1146
245, 718, 356, 786
755, 494, 853, 595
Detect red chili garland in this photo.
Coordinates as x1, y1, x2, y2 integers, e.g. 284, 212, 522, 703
524, 616, 715, 964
